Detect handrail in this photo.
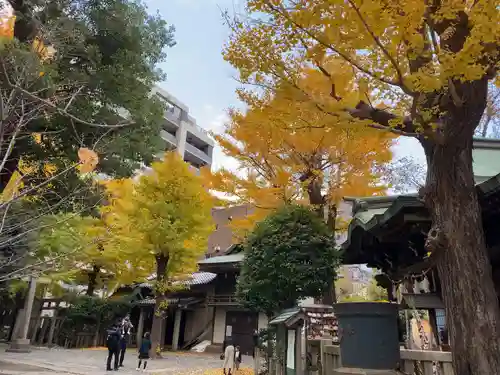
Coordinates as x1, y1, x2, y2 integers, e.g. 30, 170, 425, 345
321, 344, 454, 375
206, 294, 239, 305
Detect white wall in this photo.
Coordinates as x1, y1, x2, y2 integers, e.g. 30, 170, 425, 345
258, 312, 268, 330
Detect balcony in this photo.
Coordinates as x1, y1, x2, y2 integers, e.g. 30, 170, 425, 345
160, 130, 177, 148
185, 142, 212, 166
165, 108, 181, 126
206, 294, 239, 306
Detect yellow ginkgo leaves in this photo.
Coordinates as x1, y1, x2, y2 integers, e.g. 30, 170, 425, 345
0, 1, 14, 40
78, 147, 99, 173
0, 170, 23, 203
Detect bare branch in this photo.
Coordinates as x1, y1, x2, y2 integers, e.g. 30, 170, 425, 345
345, 0, 409, 93
0, 57, 132, 129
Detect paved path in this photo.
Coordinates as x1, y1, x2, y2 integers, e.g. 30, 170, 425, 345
0, 345, 254, 375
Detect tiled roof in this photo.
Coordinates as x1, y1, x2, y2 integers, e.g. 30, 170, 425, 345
138, 272, 216, 288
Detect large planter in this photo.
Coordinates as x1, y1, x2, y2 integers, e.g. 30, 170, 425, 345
334, 302, 399, 370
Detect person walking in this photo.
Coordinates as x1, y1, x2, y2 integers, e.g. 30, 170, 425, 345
106, 321, 121, 371
119, 315, 133, 367
137, 332, 152, 372
222, 338, 235, 375
235, 345, 242, 371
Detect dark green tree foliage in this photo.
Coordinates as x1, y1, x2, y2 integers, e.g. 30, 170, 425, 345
4, 0, 176, 189
57, 295, 131, 345
236, 205, 340, 316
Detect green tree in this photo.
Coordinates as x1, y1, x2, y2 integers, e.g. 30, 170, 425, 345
2, 0, 175, 192
367, 278, 388, 302
236, 205, 340, 317
0, 0, 174, 289
58, 295, 132, 347
102, 152, 214, 354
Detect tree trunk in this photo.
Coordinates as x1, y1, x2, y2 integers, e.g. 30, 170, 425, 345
151, 254, 169, 357
422, 113, 500, 374
86, 265, 100, 297
306, 178, 337, 305
93, 316, 101, 347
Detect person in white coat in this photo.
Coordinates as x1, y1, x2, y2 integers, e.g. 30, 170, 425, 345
222, 338, 235, 375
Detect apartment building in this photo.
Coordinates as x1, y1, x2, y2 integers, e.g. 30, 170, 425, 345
153, 86, 214, 169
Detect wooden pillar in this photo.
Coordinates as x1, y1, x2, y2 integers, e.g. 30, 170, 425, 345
136, 308, 145, 346
295, 328, 304, 375
254, 347, 261, 375
172, 308, 182, 351
47, 314, 58, 347
31, 310, 42, 343
38, 318, 50, 345
428, 309, 440, 349
309, 343, 319, 375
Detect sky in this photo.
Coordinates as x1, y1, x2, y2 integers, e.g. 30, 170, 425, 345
144, 0, 427, 172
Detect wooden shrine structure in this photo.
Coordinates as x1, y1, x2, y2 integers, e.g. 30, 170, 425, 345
341, 137, 500, 349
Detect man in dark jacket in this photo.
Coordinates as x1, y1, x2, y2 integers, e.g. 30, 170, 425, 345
106, 321, 121, 371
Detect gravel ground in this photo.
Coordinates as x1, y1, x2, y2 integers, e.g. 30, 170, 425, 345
0, 345, 255, 375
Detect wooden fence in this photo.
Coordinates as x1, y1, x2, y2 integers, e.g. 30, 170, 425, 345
26, 316, 135, 349
322, 344, 454, 375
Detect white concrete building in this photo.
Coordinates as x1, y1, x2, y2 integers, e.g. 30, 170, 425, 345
153, 86, 214, 169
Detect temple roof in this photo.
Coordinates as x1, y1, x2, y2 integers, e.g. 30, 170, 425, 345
198, 253, 244, 265
471, 138, 500, 182
138, 271, 217, 288
342, 138, 500, 270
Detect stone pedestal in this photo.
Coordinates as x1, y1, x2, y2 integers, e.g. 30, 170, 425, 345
5, 338, 31, 353
333, 368, 399, 375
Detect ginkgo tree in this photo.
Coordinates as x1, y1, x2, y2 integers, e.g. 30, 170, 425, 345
31, 213, 151, 296
224, 0, 500, 373
102, 152, 214, 355
205, 75, 392, 238
205, 69, 392, 304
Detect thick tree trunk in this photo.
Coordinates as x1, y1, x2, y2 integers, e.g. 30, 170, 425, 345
86, 265, 100, 297
306, 178, 337, 305
422, 115, 500, 374
151, 254, 168, 357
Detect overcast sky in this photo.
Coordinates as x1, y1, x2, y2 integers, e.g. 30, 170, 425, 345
144, 0, 427, 173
